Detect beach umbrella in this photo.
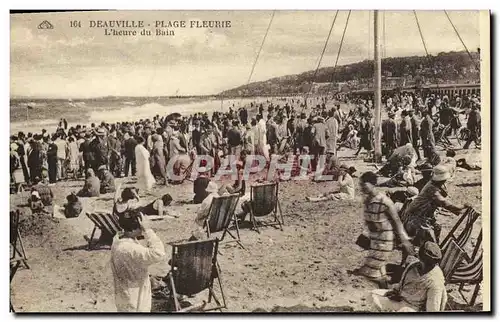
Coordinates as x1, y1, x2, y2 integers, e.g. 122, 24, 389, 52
165, 112, 182, 122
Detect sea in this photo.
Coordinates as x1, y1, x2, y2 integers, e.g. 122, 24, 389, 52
9, 96, 305, 135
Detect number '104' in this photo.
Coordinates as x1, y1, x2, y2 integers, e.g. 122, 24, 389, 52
70, 21, 81, 28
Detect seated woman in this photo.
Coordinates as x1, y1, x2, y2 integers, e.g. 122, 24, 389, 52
306, 164, 356, 201
413, 163, 433, 192
28, 190, 46, 214
377, 155, 416, 188
218, 161, 252, 219
63, 192, 83, 218
113, 183, 140, 219
388, 187, 419, 214
95, 183, 140, 247
377, 143, 417, 178
140, 193, 176, 217
190, 181, 220, 240
368, 241, 447, 312
192, 167, 211, 204
98, 165, 116, 194
77, 169, 100, 197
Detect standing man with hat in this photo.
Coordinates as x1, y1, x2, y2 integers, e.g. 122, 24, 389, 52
91, 128, 109, 173
419, 110, 435, 160
311, 115, 329, 171
382, 111, 397, 160
399, 110, 412, 147
402, 165, 470, 249
409, 110, 420, 161
463, 104, 481, 149
325, 109, 339, 157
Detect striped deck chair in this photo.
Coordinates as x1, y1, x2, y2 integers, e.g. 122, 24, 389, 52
168, 238, 226, 312
448, 230, 483, 306
10, 210, 29, 269
205, 193, 244, 249
439, 239, 466, 280
85, 212, 121, 250
440, 207, 480, 250
248, 182, 284, 233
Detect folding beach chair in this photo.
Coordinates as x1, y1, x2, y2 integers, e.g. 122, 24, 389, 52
85, 212, 121, 250
448, 230, 483, 306
439, 239, 466, 280
167, 238, 226, 312
205, 193, 244, 249
10, 210, 29, 269
10, 258, 23, 312
440, 207, 480, 250
248, 182, 284, 233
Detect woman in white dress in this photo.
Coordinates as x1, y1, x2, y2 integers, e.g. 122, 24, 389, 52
135, 136, 155, 194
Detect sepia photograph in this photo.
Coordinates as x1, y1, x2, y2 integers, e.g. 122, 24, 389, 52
9, 9, 489, 313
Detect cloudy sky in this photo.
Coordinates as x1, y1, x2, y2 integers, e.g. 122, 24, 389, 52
11, 10, 480, 98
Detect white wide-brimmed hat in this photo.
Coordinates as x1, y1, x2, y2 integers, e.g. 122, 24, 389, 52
197, 166, 209, 173
206, 181, 219, 193
432, 165, 451, 181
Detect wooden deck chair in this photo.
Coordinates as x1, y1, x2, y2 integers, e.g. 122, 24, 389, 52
10, 210, 29, 269
440, 207, 480, 250
448, 230, 483, 306
85, 212, 121, 250
248, 182, 284, 233
10, 258, 23, 312
205, 193, 244, 249
439, 239, 466, 280
168, 238, 226, 312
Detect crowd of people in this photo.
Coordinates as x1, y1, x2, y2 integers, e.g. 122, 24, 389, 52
9, 89, 482, 312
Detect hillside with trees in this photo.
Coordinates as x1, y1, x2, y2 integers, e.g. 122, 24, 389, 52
218, 51, 480, 97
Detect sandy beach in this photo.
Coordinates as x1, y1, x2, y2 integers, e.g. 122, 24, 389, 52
10, 145, 483, 312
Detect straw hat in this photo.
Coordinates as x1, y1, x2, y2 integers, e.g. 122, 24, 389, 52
197, 166, 209, 173
98, 165, 107, 172
406, 186, 419, 197
95, 128, 106, 136
206, 181, 219, 193
432, 165, 451, 181
421, 241, 442, 261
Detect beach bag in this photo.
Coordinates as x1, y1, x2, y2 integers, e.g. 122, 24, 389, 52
355, 234, 371, 250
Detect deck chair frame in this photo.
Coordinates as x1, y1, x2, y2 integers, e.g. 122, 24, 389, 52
86, 212, 121, 250
248, 182, 284, 233
448, 230, 483, 307
10, 210, 29, 269
440, 207, 480, 250
10, 259, 23, 312
205, 193, 244, 249
168, 238, 227, 312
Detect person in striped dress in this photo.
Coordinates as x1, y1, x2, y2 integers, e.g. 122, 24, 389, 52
355, 171, 414, 287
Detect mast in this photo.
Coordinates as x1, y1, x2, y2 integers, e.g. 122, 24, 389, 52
373, 10, 382, 162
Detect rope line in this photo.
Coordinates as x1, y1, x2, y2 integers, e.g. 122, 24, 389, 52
246, 10, 276, 86
413, 11, 429, 56
444, 10, 480, 71
304, 10, 340, 105
331, 10, 352, 84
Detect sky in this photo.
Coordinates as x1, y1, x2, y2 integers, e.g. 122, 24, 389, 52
10, 10, 481, 98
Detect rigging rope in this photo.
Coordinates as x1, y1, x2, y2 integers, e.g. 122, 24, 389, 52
303, 10, 340, 106
234, 10, 275, 110
246, 10, 276, 86
413, 10, 440, 92
413, 11, 429, 56
330, 10, 352, 84
444, 10, 480, 71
